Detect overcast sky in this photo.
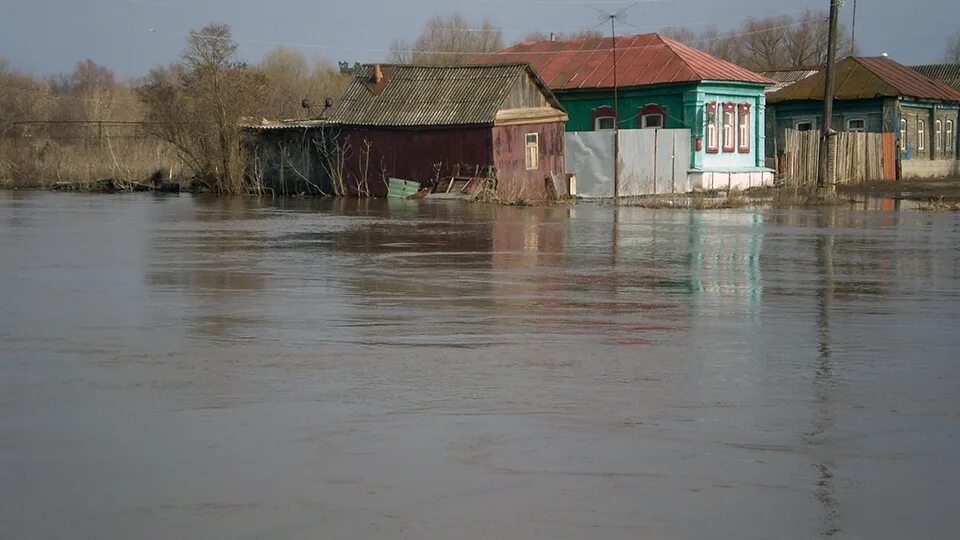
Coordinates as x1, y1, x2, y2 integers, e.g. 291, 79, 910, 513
0, 0, 955, 78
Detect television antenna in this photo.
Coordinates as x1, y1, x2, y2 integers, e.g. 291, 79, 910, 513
587, 3, 636, 202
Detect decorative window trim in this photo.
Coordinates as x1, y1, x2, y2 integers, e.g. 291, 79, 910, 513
947, 120, 955, 154
705, 101, 719, 153
722, 102, 736, 153
737, 103, 751, 153
935, 119, 943, 152
918, 119, 925, 152
638, 103, 666, 129
795, 119, 815, 131
525, 132, 539, 170
900, 118, 908, 154
847, 117, 866, 133
591, 105, 617, 131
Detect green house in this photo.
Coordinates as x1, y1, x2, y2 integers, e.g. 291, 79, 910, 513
479, 34, 776, 189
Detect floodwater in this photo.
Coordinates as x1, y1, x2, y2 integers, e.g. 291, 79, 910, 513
1, 191, 959, 539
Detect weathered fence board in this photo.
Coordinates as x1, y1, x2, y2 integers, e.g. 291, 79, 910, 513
781, 129, 892, 186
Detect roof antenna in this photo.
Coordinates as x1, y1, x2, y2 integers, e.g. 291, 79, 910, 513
587, 2, 636, 204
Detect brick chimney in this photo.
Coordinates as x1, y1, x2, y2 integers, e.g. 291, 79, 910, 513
373, 64, 383, 84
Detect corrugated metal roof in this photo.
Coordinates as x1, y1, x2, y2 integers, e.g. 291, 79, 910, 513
474, 33, 773, 90
240, 118, 333, 130
909, 63, 960, 91
326, 64, 562, 126
768, 56, 960, 103
759, 68, 820, 94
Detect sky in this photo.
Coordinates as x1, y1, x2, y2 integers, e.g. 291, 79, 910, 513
0, 0, 956, 79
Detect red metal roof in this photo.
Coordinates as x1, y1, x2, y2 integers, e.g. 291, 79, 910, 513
768, 56, 960, 103
474, 34, 773, 90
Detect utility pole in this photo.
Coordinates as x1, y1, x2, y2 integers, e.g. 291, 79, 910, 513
611, 15, 620, 203
589, 3, 634, 203
817, 0, 841, 191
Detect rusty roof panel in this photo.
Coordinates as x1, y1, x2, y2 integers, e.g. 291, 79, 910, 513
475, 34, 772, 90
327, 64, 563, 126
769, 56, 960, 103
910, 63, 960, 91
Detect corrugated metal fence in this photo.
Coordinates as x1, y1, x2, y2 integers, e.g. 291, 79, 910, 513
781, 128, 893, 186
566, 129, 691, 198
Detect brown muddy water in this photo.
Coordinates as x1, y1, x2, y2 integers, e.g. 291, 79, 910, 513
1, 191, 959, 539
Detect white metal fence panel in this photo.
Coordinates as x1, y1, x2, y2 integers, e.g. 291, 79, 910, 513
564, 131, 616, 198
566, 129, 691, 198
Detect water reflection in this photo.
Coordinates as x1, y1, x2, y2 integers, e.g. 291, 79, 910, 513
4, 192, 960, 540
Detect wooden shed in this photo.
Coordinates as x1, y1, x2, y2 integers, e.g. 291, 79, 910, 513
245, 64, 568, 199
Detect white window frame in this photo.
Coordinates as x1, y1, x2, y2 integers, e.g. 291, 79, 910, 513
918, 119, 925, 151
935, 119, 943, 153
847, 117, 866, 133
594, 116, 615, 131
947, 120, 954, 154
900, 118, 908, 154
722, 105, 736, 152
641, 113, 664, 129
737, 104, 750, 153
705, 102, 719, 153
795, 120, 814, 132
525, 133, 539, 170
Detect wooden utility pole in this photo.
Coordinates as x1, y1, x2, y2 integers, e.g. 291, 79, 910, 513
817, 0, 841, 191
611, 15, 620, 203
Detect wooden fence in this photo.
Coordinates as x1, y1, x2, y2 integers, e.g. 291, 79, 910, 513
781, 129, 894, 186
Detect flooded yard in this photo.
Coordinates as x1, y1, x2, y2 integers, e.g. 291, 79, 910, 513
2, 191, 959, 539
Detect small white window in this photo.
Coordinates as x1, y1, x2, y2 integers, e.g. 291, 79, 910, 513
641, 114, 663, 128
722, 105, 735, 152
594, 116, 615, 130
935, 119, 943, 152
737, 104, 751, 153
525, 133, 539, 170
947, 120, 954, 154
796, 120, 814, 132
705, 102, 718, 153
918, 120, 925, 151
900, 118, 908, 154
847, 118, 866, 132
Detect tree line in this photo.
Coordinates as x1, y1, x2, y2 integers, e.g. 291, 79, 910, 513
2, 14, 955, 194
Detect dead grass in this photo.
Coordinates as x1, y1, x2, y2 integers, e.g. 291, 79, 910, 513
0, 137, 186, 189
916, 196, 960, 212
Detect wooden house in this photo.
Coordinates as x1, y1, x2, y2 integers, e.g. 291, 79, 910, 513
767, 56, 960, 179
244, 64, 568, 199
476, 34, 776, 189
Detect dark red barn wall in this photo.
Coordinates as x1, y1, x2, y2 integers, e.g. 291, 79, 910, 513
492, 121, 566, 200
339, 126, 493, 196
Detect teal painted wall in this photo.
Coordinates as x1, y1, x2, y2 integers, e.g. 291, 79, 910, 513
556, 83, 694, 131
557, 81, 768, 171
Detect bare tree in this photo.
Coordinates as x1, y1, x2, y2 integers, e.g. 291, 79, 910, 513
945, 30, 960, 63
395, 14, 503, 65
139, 23, 266, 193
662, 10, 856, 70
256, 47, 351, 119
388, 38, 412, 64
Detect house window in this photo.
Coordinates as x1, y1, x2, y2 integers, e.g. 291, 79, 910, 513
796, 121, 814, 131
594, 116, 615, 130
638, 104, 667, 129
591, 105, 617, 132
737, 103, 751, 153
847, 118, 866, 132
900, 118, 908, 154
641, 114, 663, 128
935, 119, 943, 153
705, 101, 719, 153
525, 133, 539, 170
918, 120, 925, 151
947, 120, 954, 154
722, 102, 736, 152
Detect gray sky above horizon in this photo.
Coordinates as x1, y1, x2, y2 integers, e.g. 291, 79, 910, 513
0, 0, 956, 79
